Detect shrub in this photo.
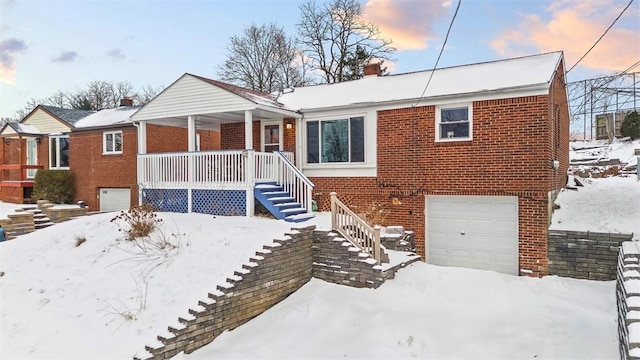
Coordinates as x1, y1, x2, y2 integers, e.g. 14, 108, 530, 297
621, 111, 640, 139
361, 201, 391, 226
111, 205, 163, 240
33, 169, 75, 203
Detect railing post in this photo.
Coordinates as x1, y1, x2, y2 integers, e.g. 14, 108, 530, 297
330, 192, 337, 230
245, 150, 255, 217
306, 187, 313, 214
373, 225, 381, 264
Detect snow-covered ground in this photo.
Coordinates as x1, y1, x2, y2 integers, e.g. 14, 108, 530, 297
0, 212, 328, 359
570, 137, 639, 168
0, 210, 617, 359
181, 265, 616, 359
0, 201, 24, 220
550, 138, 640, 238
551, 176, 640, 237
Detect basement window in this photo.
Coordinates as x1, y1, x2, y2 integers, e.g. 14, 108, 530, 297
436, 104, 472, 141
103, 131, 123, 154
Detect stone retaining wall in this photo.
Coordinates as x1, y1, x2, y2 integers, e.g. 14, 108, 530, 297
45, 207, 88, 223
135, 226, 404, 359
0, 213, 35, 239
137, 226, 315, 360
617, 241, 640, 360
548, 230, 633, 280
312, 230, 389, 288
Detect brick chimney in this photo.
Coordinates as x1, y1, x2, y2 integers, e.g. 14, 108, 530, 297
364, 63, 382, 76
120, 97, 133, 107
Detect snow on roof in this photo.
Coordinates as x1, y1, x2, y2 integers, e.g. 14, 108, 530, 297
7, 122, 42, 135
74, 106, 141, 128
278, 51, 563, 111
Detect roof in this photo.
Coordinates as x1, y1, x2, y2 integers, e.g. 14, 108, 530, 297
187, 74, 294, 111
277, 51, 564, 111
74, 106, 142, 128
39, 105, 96, 126
1, 122, 43, 136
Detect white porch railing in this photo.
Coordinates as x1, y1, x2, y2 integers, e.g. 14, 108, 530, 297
274, 151, 314, 214
137, 150, 313, 212
138, 150, 250, 190
330, 192, 381, 264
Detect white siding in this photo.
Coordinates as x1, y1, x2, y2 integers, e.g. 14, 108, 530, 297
131, 75, 256, 121
23, 109, 71, 134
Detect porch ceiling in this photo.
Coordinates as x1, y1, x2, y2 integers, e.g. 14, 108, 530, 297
142, 108, 296, 131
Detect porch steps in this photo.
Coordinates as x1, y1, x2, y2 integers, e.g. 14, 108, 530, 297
254, 182, 314, 223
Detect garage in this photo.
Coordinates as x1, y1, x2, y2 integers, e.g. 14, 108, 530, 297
426, 195, 519, 275
99, 188, 131, 212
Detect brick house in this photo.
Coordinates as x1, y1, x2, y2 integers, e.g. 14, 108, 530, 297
0, 105, 95, 203
129, 51, 568, 276
70, 98, 221, 212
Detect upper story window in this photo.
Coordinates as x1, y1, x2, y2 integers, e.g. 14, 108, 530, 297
306, 117, 364, 164
103, 131, 123, 154
49, 135, 70, 169
436, 104, 472, 141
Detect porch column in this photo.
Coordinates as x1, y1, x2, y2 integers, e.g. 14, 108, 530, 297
188, 115, 197, 152
245, 110, 254, 217
244, 110, 253, 149
295, 117, 303, 168
137, 121, 147, 154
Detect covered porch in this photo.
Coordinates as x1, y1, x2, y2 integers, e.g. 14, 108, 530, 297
131, 73, 312, 221
0, 123, 44, 204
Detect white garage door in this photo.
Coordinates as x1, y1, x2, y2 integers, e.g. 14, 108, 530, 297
426, 195, 519, 275
100, 188, 131, 212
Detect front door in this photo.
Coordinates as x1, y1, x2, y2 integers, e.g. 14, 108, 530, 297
26, 139, 38, 179
262, 121, 282, 152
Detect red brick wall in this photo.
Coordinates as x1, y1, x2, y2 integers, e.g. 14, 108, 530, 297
71, 124, 221, 211
220, 121, 260, 150
70, 127, 138, 211
308, 89, 566, 276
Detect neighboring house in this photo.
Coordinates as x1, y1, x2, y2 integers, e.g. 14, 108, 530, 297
129, 51, 570, 277
595, 110, 633, 139
70, 98, 221, 212
0, 105, 95, 203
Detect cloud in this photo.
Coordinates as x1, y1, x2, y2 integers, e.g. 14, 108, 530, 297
490, 0, 640, 73
52, 51, 78, 63
106, 48, 125, 60
0, 38, 27, 84
362, 0, 451, 50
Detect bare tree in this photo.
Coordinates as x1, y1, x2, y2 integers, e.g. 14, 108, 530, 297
133, 85, 164, 105
297, 0, 396, 83
217, 23, 310, 93
11, 81, 163, 119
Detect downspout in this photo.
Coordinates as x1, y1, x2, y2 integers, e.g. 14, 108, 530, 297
132, 121, 142, 207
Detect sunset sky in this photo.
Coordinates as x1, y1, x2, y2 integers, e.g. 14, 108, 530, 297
1, 0, 639, 119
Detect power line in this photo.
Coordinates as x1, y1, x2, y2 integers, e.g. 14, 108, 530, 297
567, 0, 635, 73
414, 0, 462, 107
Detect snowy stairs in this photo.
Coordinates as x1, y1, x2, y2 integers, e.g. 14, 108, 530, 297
254, 182, 314, 223
23, 207, 54, 230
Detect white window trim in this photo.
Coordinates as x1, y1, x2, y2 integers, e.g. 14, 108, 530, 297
103, 130, 123, 155
260, 120, 283, 152
49, 135, 70, 170
435, 103, 473, 142
304, 114, 366, 165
